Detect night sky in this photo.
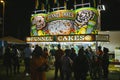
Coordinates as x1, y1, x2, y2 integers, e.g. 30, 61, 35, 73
4, 0, 35, 40
101, 0, 120, 31
3, 0, 120, 40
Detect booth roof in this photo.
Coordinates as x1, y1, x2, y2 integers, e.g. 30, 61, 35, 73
0, 36, 26, 44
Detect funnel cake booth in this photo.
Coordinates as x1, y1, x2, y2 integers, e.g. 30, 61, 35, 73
26, 7, 109, 53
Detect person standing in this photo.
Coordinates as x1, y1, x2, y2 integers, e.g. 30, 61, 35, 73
85, 46, 95, 80
3, 46, 13, 76
23, 44, 32, 76
49, 45, 56, 57
61, 48, 73, 80
95, 46, 103, 79
30, 45, 48, 80
12, 45, 20, 74
102, 47, 110, 80
43, 47, 49, 58
49, 45, 56, 69
73, 47, 89, 80
70, 48, 77, 62
43, 47, 50, 71
54, 44, 64, 80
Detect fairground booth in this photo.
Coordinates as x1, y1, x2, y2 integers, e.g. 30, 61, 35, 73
26, 1, 109, 54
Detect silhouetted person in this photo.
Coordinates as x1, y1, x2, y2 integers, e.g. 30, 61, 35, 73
43, 47, 49, 58
24, 44, 32, 76
30, 45, 48, 80
70, 48, 77, 61
85, 46, 95, 80
102, 47, 110, 80
43, 47, 49, 70
12, 45, 20, 74
3, 46, 13, 76
73, 47, 89, 80
95, 46, 103, 79
54, 44, 64, 80
49, 45, 56, 57
69, 47, 77, 74
61, 48, 73, 80
49, 45, 56, 69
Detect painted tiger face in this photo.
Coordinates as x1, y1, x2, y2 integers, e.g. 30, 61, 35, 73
75, 10, 95, 28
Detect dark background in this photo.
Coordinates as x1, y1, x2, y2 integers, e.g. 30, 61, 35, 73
101, 0, 120, 31
1, 0, 120, 40
3, 0, 35, 40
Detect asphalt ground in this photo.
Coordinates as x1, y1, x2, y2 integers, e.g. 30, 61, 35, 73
0, 59, 120, 80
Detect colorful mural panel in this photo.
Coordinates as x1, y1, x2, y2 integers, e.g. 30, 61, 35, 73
74, 7, 99, 34
30, 7, 99, 36
31, 14, 47, 36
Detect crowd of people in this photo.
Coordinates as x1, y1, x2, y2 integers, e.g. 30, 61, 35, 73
2, 44, 110, 80
53, 45, 110, 80
3, 45, 21, 76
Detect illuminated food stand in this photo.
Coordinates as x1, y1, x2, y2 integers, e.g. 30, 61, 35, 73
26, 7, 109, 53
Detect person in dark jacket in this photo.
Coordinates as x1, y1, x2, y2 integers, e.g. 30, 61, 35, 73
61, 48, 73, 80
54, 44, 64, 80
102, 47, 110, 80
70, 48, 77, 61
3, 46, 13, 76
73, 47, 89, 80
95, 46, 103, 79
12, 45, 20, 74
24, 44, 32, 76
85, 46, 95, 80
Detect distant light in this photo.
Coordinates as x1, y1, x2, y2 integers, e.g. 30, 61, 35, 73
97, 5, 106, 11
0, 0, 4, 3
102, 5, 105, 10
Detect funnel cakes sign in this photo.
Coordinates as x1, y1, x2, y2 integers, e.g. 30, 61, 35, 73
30, 7, 99, 36
56, 34, 95, 42
26, 34, 96, 42
26, 34, 109, 42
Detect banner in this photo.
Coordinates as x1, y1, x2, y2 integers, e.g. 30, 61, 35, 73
26, 34, 96, 42
30, 7, 99, 36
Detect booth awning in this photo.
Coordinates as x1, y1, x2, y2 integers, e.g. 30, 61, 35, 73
0, 36, 26, 44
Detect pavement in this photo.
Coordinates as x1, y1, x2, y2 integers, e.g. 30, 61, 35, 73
0, 67, 120, 80
0, 59, 120, 80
